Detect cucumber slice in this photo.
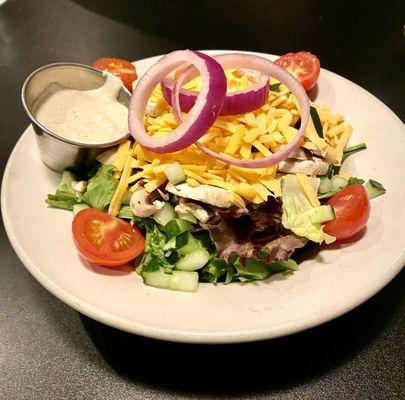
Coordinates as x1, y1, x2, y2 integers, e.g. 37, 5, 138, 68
309, 205, 335, 224
177, 232, 200, 255
330, 175, 348, 191
318, 190, 338, 200
61, 170, 76, 185
176, 248, 210, 271
318, 177, 332, 194
153, 203, 176, 226
141, 268, 198, 292
162, 236, 176, 251
164, 163, 186, 185
162, 232, 200, 254
177, 211, 197, 224
73, 204, 89, 216
165, 218, 191, 238
365, 179, 386, 199
175, 230, 189, 248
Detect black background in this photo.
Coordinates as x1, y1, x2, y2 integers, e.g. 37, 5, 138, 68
0, 0, 404, 399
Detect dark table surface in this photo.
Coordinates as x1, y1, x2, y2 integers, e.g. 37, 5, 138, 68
0, 0, 404, 399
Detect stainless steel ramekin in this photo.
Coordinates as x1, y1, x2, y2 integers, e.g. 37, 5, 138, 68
21, 62, 131, 173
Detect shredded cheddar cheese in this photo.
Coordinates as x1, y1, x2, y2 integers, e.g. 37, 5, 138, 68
113, 140, 131, 173
108, 143, 134, 215
339, 171, 351, 181
296, 173, 321, 208
107, 70, 353, 210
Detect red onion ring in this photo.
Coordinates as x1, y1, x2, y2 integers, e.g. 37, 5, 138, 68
128, 50, 226, 153
172, 53, 310, 168
162, 54, 270, 116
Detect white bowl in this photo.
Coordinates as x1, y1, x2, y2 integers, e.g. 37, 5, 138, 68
2, 51, 404, 343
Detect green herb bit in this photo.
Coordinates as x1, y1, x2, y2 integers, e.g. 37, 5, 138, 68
310, 106, 324, 138
326, 164, 340, 179
342, 143, 367, 160
269, 82, 281, 92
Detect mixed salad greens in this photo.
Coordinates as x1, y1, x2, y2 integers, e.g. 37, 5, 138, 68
47, 145, 385, 292
45, 51, 386, 292
47, 165, 301, 291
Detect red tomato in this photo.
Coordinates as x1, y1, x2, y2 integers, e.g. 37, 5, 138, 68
324, 185, 370, 240
72, 208, 145, 266
92, 58, 137, 92
275, 51, 321, 91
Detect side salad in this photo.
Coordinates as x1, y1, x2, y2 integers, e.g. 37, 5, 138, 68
46, 51, 386, 292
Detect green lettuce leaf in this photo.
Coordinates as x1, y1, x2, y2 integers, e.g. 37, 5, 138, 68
235, 258, 298, 282
46, 165, 118, 211
267, 258, 298, 274
281, 174, 335, 244
46, 182, 82, 210
138, 225, 173, 274
234, 258, 269, 282
118, 205, 136, 224
201, 256, 298, 284
192, 230, 217, 257
82, 165, 118, 211
201, 258, 234, 284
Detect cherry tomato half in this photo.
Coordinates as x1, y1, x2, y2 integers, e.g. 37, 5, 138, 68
275, 51, 321, 91
324, 185, 370, 240
72, 208, 145, 266
92, 58, 137, 92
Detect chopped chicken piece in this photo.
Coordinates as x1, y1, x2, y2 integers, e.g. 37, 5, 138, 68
166, 183, 233, 208
287, 147, 310, 160
175, 199, 210, 223
278, 158, 328, 176
145, 101, 159, 117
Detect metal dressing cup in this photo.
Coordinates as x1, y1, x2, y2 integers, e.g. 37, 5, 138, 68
21, 62, 131, 173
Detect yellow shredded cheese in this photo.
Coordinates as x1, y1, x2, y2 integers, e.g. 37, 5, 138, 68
186, 178, 199, 187
334, 125, 353, 165
108, 150, 133, 216
113, 140, 131, 171
252, 140, 272, 157
260, 176, 281, 197
117, 70, 353, 205
144, 174, 167, 193
240, 142, 252, 159
243, 127, 262, 144
296, 173, 321, 208
224, 125, 245, 154
339, 171, 351, 180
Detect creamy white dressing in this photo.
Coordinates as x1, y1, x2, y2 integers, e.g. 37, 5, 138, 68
33, 73, 128, 144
